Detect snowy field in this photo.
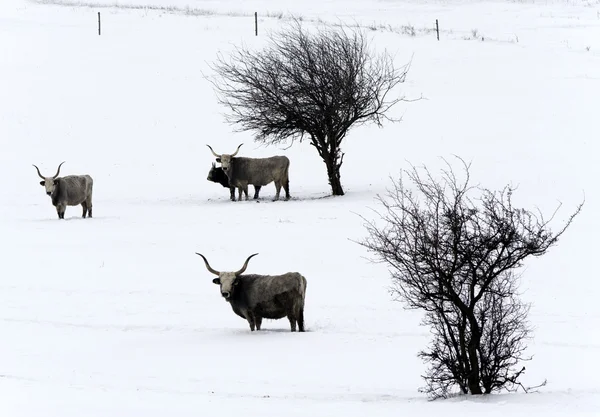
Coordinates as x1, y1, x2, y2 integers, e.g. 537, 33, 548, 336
1, 0, 599, 415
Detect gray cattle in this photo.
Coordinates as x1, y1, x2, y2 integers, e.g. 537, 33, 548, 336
206, 143, 291, 202
196, 253, 307, 332
33, 161, 93, 219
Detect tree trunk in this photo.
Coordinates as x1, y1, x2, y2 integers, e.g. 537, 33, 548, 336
310, 134, 345, 196
467, 363, 483, 394
322, 152, 344, 196
466, 314, 483, 395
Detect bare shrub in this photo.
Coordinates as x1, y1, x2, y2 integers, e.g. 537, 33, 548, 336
357, 157, 583, 398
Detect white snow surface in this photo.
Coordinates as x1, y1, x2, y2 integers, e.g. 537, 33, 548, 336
1, 0, 599, 415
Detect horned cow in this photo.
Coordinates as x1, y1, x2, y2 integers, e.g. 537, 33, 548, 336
33, 161, 93, 219
196, 253, 307, 332
207, 143, 290, 202
206, 162, 262, 201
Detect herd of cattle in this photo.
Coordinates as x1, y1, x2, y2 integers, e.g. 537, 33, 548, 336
206, 143, 291, 202
31, 143, 306, 332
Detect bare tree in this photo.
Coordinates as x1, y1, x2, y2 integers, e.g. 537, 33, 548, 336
357, 157, 583, 398
206, 20, 411, 196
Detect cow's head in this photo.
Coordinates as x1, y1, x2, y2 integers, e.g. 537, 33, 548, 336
207, 162, 229, 188
33, 161, 65, 196
206, 143, 243, 173
196, 252, 259, 301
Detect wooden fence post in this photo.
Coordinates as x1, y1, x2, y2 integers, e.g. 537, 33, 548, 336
436, 19, 439, 41
255, 12, 258, 36
98, 12, 101, 36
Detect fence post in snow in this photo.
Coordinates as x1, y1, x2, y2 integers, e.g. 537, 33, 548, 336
435, 19, 439, 40
98, 12, 101, 36
255, 12, 258, 36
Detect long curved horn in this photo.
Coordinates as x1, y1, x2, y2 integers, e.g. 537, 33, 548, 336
196, 253, 221, 276
32, 164, 45, 179
53, 161, 65, 179
235, 253, 258, 275
206, 145, 220, 158
230, 143, 243, 157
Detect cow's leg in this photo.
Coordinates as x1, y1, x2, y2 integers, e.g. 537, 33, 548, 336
255, 316, 263, 331
230, 186, 235, 201
287, 315, 297, 332
81, 201, 88, 218
237, 187, 243, 201
297, 308, 305, 332
56, 205, 66, 219
246, 314, 256, 331
253, 186, 261, 200
273, 181, 282, 201
86, 195, 93, 218
283, 179, 290, 201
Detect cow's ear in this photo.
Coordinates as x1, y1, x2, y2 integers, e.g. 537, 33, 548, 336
215, 157, 221, 163
212, 278, 220, 285
39, 181, 45, 186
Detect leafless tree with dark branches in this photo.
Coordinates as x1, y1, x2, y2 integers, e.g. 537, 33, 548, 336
356, 156, 583, 399
206, 19, 412, 196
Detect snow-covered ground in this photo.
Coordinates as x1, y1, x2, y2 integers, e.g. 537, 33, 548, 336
1, 0, 599, 415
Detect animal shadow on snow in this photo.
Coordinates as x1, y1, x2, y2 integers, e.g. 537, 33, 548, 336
29, 215, 117, 222
207, 193, 334, 203
255, 327, 313, 333
223, 327, 313, 335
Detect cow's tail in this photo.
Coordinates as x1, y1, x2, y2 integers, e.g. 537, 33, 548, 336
283, 157, 291, 197
297, 273, 307, 331
298, 274, 307, 302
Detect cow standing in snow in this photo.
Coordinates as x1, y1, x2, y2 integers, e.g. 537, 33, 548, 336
206, 162, 261, 200
33, 161, 94, 219
196, 253, 307, 332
